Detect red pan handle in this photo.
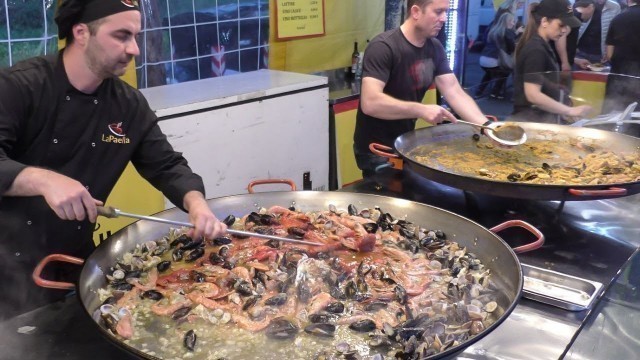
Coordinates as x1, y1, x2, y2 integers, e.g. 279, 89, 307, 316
490, 220, 545, 254
33, 254, 84, 290
247, 179, 297, 193
568, 187, 627, 197
369, 143, 400, 158
486, 115, 499, 122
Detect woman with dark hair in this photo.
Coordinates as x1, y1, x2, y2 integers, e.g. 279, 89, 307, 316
477, 12, 518, 99
511, 0, 592, 123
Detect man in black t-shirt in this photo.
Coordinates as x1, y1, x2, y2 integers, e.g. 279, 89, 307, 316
353, 0, 490, 178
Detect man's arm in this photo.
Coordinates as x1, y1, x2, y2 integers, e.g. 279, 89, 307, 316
605, 45, 614, 63
5, 167, 101, 222
435, 73, 488, 125
182, 190, 226, 239
359, 76, 456, 124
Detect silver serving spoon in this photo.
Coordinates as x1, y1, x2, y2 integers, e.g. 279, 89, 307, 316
97, 206, 322, 246
456, 119, 527, 145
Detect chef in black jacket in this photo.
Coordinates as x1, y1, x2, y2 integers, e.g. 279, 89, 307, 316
0, 0, 227, 319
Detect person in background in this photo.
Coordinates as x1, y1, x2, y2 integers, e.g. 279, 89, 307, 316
477, 12, 519, 99
574, 0, 620, 66
554, 0, 596, 71
511, 0, 592, 123
0, 0, 227, 320
602, 0, 640, 113
353, 0, 492, 179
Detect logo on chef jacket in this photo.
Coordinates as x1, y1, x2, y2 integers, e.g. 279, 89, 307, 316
102, 122, 131, 144
121, 0, 139, 7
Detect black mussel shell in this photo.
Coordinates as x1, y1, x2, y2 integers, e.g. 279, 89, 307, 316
213, 236, 232, 246
259, 214, 276, 225
222, 214, 236, 227
234, 280, 254, 296
141, 289, 164, 301
394, 285, 408, 305
287, 227, 306, 239
507, 173, 521, 182
242, 295, 262, 311
170, 234, 191, 248
348, 204, 358, 216
110, 281, 133, 291
156, 260, 171, 273
362, 223, 379, 234
265, 293, 288, 306
265, 318, 299, 340
184, 329, 197, 351
247, 212, 261, 224
330, 286, 347, 301
181, 237, 204, 251
472, 133, 480, 141
171, 306, 192, 320
304, 323, 336, 337
190, 270, 206, 283
363, 301, 388, 312
209, 252, 225, 265
185, 248, 205, 262
218, 246, 230, 257
308, 313, 335, 324
172, 248, 184, 262
102, 296, 118, 306
324, 302, 345, 314
253, 226, 276, 235
349, 319, 377, 332
124, 270, 142, 280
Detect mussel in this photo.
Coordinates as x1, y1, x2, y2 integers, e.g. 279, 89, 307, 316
304, 323, 336, 337
185, 247, 205, 262
213, 236, 232, 245
141, 289, 164, 301
287, 226, 306, 239
184, 329, 197, 351
156, 260, 171, 272
265, 317, 299, 340
265, 293, 288, 306
308, 313, 335, 324
324, 302, 345, 314
171, 306, 192, 320
222, 214, 236, 227
348, 319, 377, 332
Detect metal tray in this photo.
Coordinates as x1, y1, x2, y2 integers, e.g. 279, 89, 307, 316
521, 264, 604, 311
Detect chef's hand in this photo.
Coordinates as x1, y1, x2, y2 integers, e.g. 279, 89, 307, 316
38, 170, 102, 222
418, 105, 458, 125
183, 191, 227, 239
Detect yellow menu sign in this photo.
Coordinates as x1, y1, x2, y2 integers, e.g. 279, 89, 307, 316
276, 0, 325, 40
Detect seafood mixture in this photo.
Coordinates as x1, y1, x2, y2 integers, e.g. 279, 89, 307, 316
410, 130, 640, 185
95, 204, 503, 360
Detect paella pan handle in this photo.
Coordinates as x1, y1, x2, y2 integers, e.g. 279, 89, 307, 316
32, 254, 84, 290
247, 179, 297, 193
489, 220, 545, 254
568, 187, 627, 197
369, 143, 399, 158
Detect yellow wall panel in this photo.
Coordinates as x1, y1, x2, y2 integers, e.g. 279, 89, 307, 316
270, 0, 384, 73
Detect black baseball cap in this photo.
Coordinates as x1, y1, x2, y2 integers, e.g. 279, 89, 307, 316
535, 0, 582, 28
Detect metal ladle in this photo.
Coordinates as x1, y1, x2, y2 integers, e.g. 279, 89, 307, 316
456, 119, 527, 145
97, 206, 322, 246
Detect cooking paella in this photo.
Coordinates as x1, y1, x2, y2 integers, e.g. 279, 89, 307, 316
408, 128, 640, 185
95, 204, 503, 360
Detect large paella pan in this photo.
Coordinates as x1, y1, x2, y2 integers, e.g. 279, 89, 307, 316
374, 122, 640, 201
34, 190, 542, 359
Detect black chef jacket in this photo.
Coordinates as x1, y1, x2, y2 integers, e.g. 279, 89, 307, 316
0, 52, 205, 319
512, 34, 565, 123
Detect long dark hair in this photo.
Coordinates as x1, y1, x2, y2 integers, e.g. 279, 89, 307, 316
488, 12, 514, 48
515, 3, 542, 57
